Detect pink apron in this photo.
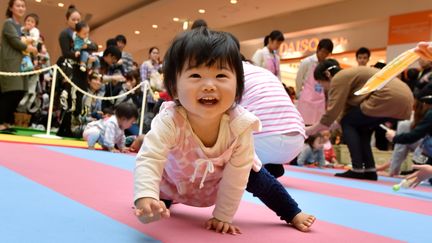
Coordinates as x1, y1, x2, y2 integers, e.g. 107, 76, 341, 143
296, 63, 325, 125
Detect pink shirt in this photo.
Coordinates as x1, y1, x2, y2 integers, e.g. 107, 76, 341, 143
240, 62, 305, 138
134, 101, 261, 223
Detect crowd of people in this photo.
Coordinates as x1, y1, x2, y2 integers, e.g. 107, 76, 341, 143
2, 0, 432, 235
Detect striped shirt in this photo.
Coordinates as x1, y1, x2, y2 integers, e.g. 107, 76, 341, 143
240, 62, 305, 138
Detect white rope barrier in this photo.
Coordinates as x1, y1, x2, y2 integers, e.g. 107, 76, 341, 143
56, 65, 144, 100
0, 64, 149, 138
0, 65, 54, 76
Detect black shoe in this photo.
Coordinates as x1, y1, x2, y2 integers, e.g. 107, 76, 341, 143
363, 171, 378, 181
335, 170, 365, 180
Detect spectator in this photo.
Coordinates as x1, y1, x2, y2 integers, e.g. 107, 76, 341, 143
252, 30, 284, 80
356, 47, 371, 66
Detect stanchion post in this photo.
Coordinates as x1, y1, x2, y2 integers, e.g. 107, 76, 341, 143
33, 65, 62, 139
139, 82, 148, 135
45, 66, 57, 136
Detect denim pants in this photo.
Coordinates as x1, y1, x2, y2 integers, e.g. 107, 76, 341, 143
340, 107, 392, 170
246, 167, 301, 223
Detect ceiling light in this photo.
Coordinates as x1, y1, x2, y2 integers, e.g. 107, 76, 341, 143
152, 25, 158, 29
134, 30, 140, 35
183, 21, 189, 30
173, 17, 179, 22
98, 45, 103, 49
230, 0, 238, 4
57, 2, 64, 7
35, 0, 42, 3
198, 9, 206, 14
342, 57, 348, 62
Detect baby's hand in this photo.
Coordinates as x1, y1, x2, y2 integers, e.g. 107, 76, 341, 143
135, 197, 170, 224
205, 218, 241, 235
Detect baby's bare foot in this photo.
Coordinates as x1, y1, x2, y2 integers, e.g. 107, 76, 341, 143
291, 212, 315, 232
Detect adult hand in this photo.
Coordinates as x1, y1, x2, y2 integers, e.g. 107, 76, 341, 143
414, 42, 432, 61
329, 121, 340, 131
406, 164, 432, 188
26, 45, 38, 55
385, 129, 396, 142
205, 217, 241, 235
305, 123, 328, 136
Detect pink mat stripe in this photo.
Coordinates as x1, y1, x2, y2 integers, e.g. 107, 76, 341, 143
0, 143, 402, 243
279, 176, 432, 216
285, 166, 432, 192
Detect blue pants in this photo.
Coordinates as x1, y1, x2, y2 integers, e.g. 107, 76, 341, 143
80, 51, 101, 69
246, 167, 301, 223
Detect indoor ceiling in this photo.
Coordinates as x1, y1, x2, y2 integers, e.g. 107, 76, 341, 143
0, 0, 345, 63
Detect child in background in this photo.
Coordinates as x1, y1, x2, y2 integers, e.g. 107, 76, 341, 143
20, 13, 40, 71
297, 133, 325, 167
83, 102, 137, 152
321, 130, 343, 167
73, 21, 100, 72
134, 29, 315, 234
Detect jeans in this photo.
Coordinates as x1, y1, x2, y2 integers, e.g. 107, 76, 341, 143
340, 107, 393, 170
80, 51, 101, 69
390, 120, 423, 175
246, 167, 301, 223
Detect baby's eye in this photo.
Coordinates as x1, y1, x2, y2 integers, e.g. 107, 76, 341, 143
216, 74, 228, 78
189, 73, 201, 78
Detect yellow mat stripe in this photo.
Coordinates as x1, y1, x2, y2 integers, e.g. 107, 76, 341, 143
0, 134, 101, 148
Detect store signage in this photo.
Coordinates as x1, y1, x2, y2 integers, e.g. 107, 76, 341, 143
279, 37, 348, 59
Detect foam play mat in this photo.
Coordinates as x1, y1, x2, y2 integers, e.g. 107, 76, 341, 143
0, 141, 431, 243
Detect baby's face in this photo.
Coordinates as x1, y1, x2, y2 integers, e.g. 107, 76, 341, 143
77, 26, 90, 39
175, 63, 237, 122
24, 17, 36, 30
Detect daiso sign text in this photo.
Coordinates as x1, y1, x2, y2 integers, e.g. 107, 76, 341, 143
279, 37, 348, 59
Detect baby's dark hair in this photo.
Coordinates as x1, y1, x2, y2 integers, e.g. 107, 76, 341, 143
115, 102, 139, 120
305, 133, 323, 148
163, 28, 244, 103
25, 13, 39, 26
314, 58, 341, 81
75, 21, 89, 33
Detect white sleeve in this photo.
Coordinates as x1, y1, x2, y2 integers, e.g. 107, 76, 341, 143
251, 49, 264, 68
212, 127, 255, 223
295, 60, 308, 96
134, 110, 176, 203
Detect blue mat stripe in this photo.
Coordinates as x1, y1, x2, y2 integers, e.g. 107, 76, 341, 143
0, 166, 159, 243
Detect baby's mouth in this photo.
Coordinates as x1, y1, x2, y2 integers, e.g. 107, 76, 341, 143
198, 97, 218, 105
